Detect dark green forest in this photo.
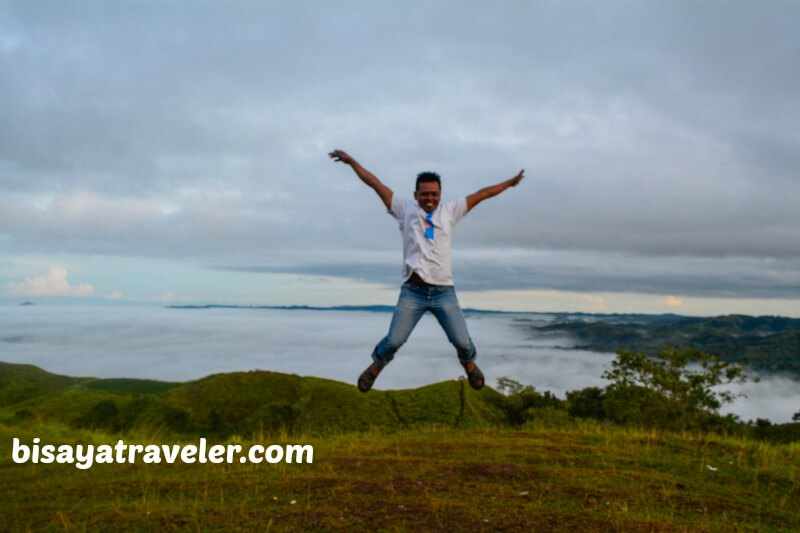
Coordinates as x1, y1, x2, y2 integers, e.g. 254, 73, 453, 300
523, 314, 800, 376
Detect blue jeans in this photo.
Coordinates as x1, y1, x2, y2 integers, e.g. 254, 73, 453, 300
372, 282, 476, 366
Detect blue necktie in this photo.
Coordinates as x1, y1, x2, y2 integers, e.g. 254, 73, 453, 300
424, 211, 434, 240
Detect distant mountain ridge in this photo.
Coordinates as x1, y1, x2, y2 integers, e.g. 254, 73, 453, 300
525, 314, 800, 376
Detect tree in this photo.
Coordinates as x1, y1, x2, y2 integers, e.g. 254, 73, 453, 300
601, 347, 751, 429
793, 410, 800, 423
495, 377, 564, 426
603, 347, 750, 412
566, 387, 606, 420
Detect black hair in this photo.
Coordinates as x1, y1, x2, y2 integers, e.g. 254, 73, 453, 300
415, 171, 441, 191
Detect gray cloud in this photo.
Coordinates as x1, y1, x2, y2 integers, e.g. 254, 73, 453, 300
1, 1, 799, 298
225, 250, 800, 298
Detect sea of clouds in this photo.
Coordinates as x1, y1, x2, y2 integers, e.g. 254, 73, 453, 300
1, 304, 797, 423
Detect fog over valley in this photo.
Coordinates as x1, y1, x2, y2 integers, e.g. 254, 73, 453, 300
2, 305, 797, 423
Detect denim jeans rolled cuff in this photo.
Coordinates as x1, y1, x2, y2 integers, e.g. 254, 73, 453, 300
370, 347, 388, 367
372, 341, 395, 366
372, 282, 477, 366
456, 339, 477, 364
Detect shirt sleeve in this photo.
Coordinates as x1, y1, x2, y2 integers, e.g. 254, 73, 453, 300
389, 195, 406, 221
449, 197, 468, 226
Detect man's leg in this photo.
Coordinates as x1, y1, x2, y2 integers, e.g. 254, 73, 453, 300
430, 286, 483, 389
374, 283, 427, 365
358, 283, 426, 392
430, 286, 476, 363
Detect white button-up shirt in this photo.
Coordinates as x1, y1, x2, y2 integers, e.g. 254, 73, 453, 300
389, 195, 468, 286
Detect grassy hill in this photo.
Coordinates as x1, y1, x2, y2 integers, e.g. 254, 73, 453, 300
0, 361, 91, 407
1, 362, 798, 531
0, 362, 508, 438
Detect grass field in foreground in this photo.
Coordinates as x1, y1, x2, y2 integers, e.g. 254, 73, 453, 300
2, 422, 798, 532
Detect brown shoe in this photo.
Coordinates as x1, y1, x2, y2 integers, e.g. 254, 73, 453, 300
357, 362, 383, 393
462, 361, 484, 390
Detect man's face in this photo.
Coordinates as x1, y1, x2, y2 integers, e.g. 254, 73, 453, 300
414, 181, 441, 213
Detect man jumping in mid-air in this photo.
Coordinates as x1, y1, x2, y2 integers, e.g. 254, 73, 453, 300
329, 149, 524, 392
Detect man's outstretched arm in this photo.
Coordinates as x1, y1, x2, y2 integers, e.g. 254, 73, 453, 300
466, 169, 524, 212
329, 149, 393, 210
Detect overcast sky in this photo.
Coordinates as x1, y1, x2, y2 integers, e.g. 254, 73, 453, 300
1, 1, 799, 315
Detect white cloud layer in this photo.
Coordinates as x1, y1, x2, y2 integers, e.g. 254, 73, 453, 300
7, 267, 94, 297
2, 305, 796, 422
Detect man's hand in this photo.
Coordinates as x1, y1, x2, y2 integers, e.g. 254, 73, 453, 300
509, 169, 524, 187
466, 169, 525, 212
329, 149, 355, 165
329, 149, 393, 210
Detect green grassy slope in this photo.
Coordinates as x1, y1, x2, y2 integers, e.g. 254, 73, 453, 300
1, 361, 798, 530
0, 361, 90, 407
0, 362, 507, 438
1, 424, 797, 531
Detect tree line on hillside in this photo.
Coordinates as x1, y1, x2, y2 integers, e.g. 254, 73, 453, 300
495, 346, 800, 443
